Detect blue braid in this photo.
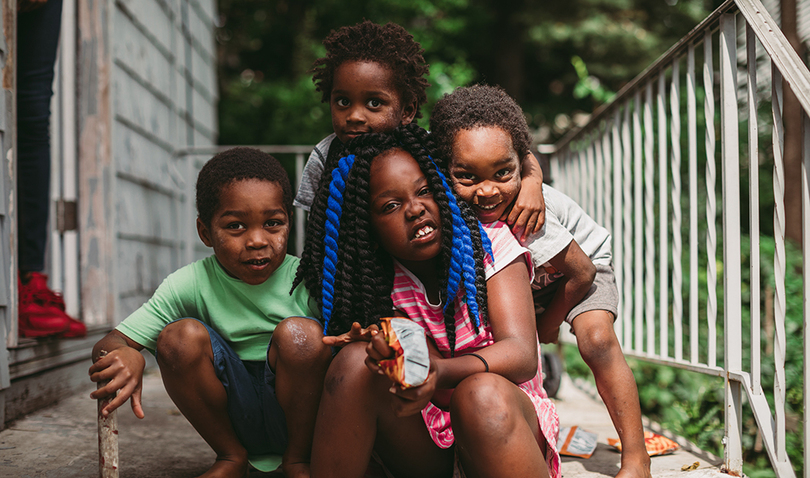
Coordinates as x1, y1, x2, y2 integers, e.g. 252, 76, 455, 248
459, 223, 480, 325
430, 163, 464, 301
430, 161, 483, 328
321, 154, 356, 334
479, 222, 493, 258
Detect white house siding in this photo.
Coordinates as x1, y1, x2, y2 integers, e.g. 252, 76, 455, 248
1, 4, 14, 386
111, 0, 217, 322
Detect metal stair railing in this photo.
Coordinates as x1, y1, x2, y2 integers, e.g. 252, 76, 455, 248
543, 1, 810, 476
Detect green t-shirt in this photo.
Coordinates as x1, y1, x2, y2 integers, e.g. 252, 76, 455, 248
117, 254, 320, 362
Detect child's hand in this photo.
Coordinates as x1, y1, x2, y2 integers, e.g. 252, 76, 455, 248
364, 331, 395, 375
323, 322, 380, 347
503, 171, 546, 242
386, 361, 438, 417
537, 324, 561, 344
366, 333, 438, 416
88, 347, 146, 419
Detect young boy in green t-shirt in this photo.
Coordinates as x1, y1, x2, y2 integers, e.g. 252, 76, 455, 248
89, 147, 330, 478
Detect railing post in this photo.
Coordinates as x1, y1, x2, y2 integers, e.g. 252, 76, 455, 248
747, 23, 762, 396
592, 139, 602, 224
612, 111, 623, 341
719, 13, 743, 475
644, 83, 656, 355
295, 152, 305, 257
634, 92, 644, 353
802, 113, 810, 478
705, 30, 719, 369
771, 63, 788, 466
688, 43, 699, 365
623, 105, 634, 349
658, 73, 669, 359
670, 58, 683, 362
602, 130, 612, 241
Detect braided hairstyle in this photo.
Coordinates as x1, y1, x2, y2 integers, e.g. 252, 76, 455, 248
429, 84, 532, 169
294, 123, 490, 353
311, 20, 430, 120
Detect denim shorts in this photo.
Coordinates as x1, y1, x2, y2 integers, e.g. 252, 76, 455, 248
188, 319, 287, 455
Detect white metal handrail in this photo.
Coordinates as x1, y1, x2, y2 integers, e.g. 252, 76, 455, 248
546, 0, 810, 476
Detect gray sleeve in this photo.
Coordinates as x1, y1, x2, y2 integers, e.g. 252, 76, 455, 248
293, 134, 334, 212
524, 209, 574, 268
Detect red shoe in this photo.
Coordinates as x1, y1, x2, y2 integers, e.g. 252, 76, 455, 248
19, 299, 70, 338
63, 316, 87, 338
19, 274, 72, 338
23, 272, 67, 311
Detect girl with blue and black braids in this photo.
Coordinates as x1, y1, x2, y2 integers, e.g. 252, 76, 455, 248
294, 123, 561, 478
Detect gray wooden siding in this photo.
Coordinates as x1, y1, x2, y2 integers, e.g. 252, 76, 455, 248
1, 3, 14, 394
111, 0, 217, 322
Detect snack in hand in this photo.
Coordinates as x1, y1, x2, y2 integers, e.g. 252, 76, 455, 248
378, 317, 430, 388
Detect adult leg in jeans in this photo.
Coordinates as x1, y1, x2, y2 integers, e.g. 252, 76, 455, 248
18, 0, 63, 276
16, 0, 85, 339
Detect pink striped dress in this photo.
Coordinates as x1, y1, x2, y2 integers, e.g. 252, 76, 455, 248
390, 221, 561, 478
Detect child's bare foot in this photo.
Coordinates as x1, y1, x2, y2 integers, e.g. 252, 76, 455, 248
281, 460, 311, 478
196, 456, 249, 478
615, 457, 652, 478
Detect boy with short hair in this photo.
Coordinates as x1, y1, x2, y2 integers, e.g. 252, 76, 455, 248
89, 147, 331, 478
294, 20, 547, 241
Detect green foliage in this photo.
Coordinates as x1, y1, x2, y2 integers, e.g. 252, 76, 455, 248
565, 232, 806, 476
219, 75, 331, 146
571, 55, 616, 103
216, 0, 725, 145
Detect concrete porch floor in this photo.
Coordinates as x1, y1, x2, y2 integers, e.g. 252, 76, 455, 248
0, 367, 725, 477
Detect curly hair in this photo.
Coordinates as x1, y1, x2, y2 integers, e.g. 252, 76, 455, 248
311, 20, 430, 120
429, 85, 532, 168
293, 123, 490, 353
196, 147, 293, 226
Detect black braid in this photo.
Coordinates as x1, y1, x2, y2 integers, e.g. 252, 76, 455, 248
394, 124, 462, 352
296, 124, 489, 346
462, 204, 490, 330
292, 138, 346, 302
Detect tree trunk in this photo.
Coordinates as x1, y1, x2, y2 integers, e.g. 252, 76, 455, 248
488, 0, 527, 101
781, 0, 805, 245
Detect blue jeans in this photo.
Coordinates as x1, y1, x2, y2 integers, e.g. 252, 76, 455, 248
17, 0, 63, 273
198, 320, 288, 455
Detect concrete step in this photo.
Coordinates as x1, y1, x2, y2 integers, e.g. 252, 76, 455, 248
555, 374, 725, 478
0, 368, 726, 477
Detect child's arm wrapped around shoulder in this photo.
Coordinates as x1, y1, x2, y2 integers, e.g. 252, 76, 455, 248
502, 152, 547, 242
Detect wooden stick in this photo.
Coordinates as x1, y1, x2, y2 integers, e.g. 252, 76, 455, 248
97, 350, 119, 478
